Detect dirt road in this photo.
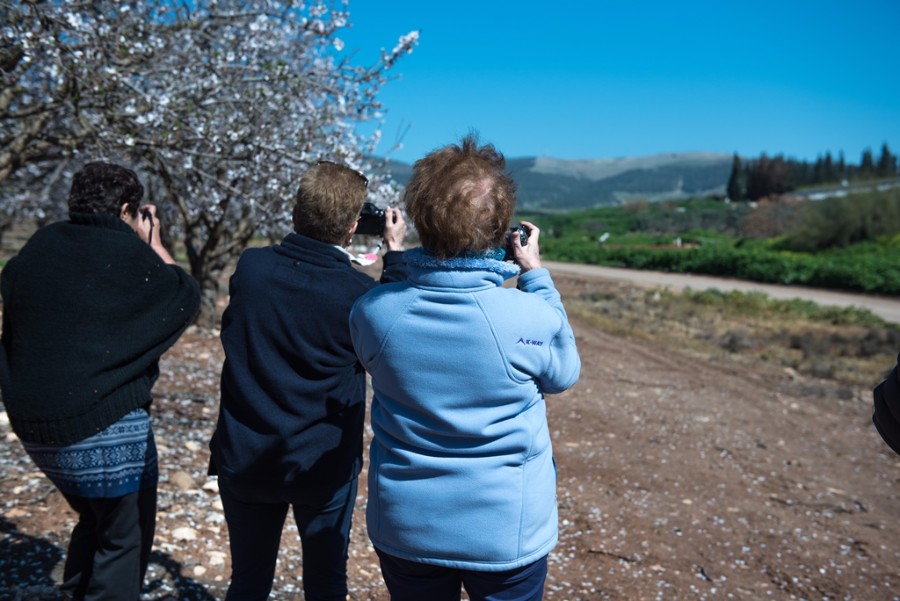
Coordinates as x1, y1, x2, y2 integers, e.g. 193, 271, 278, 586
545, 261, 900, 325
544, 302, 900, 600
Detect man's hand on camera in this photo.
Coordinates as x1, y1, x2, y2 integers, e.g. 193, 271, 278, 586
511, 221, 542, 273
382, 207, 407, 252
139, 204, 177, 265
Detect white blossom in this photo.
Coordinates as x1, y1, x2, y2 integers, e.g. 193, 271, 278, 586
394, 30, 420, 56
65, 13, 84, 28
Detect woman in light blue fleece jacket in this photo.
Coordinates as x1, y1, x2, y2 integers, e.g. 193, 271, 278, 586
350, 134, 581, 601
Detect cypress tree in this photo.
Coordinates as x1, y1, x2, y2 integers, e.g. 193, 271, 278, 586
860, 148, 875, 177
726, 153, 744, 201
877, 143, 896, 177
823, 151, 835, 182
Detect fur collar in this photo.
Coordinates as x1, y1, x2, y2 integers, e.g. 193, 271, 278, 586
404, 247, 520, 278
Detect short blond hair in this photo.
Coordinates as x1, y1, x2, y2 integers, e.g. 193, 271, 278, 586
404, 134, 516, 258
292, 161, 368, 244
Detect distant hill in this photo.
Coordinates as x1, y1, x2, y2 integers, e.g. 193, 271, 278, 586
380, 152, 733, 211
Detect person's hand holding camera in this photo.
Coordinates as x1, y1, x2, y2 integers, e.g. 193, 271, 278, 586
509, 221, 542, 273
382, 207, 407, 252
137, 205, 177, 265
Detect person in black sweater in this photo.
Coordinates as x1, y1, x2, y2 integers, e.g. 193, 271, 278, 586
209, 160, 408, 601
0, 161, 201, 600
873, 353, 900, 456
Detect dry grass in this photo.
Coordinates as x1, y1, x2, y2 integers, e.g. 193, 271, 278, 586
555, 275, 898, 389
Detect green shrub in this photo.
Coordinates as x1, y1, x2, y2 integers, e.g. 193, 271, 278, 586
571, 244, 899, 295
533, 191, 900, 295
778, 188, 900, 252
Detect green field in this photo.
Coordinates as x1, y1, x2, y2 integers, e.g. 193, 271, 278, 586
523, 188, 900, 296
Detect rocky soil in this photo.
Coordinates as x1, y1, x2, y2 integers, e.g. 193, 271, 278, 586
2, 272, 899, 601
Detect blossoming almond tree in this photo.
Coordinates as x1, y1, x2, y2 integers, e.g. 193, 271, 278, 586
1, 0, 417, 326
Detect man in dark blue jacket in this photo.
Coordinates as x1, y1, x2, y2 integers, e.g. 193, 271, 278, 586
208, 160, 407, 601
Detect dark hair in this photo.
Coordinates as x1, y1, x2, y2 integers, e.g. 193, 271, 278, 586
404, 133, 516, 258
68, 161, 144, 217
292, 161, 369, 244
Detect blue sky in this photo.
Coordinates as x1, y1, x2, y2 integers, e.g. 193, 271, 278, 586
339, 0, 900, 165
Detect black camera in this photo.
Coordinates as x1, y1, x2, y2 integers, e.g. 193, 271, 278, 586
504, 225, 528, 260
356, 202, 385, 236
140, 207, 152, 221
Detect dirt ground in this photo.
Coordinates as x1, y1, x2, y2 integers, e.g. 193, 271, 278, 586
2, 270, 899, 601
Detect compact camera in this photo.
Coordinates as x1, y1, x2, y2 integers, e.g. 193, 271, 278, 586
356, 202, 385, 236
504, 225, 528, 260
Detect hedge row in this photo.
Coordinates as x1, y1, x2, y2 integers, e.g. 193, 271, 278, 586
544, 242, 899, 295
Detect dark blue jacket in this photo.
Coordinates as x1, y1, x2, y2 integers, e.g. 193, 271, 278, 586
209, 233, 406, 494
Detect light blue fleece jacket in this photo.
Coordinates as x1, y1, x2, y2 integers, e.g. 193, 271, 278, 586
349, 248, 581, 571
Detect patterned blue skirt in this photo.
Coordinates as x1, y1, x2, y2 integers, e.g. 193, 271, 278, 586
22, 408, 158, 498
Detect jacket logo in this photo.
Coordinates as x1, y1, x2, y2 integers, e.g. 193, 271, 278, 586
517, 338, 544, 346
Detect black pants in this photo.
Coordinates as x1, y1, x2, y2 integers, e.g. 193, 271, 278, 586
376, 549, 548, 601
60, 486, 157, 601
219, 477, 358, 601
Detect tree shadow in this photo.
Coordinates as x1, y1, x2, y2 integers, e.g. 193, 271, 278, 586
143, 551, 221, 600
0, 515, 63, 594
0, 516, 222, 600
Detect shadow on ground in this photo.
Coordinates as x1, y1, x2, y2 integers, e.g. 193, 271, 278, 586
0, 516, 219, 600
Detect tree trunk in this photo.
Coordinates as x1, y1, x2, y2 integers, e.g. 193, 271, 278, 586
192, 266, 224, 330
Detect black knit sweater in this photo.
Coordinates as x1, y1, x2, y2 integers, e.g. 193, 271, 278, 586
0, 212, 201, 444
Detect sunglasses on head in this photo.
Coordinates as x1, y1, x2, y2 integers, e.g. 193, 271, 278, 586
316, 160, 369, 188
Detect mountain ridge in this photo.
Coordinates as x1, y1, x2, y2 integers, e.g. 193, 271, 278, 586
381, 151, 733, 210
